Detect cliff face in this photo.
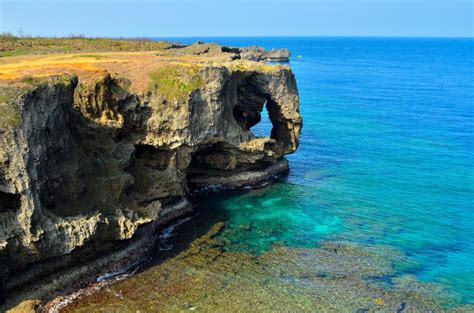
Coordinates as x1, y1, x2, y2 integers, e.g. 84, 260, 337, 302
0, 56, 301, 298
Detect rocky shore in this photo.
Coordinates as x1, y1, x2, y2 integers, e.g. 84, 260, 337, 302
0, 38, 301, 310
49, 210, 472, 312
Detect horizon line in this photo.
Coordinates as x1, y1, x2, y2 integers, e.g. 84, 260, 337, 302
3, 33, 473, 40
152, 35, 474, 39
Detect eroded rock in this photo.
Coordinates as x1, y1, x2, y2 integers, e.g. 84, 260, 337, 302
239, 46, 291, 62
0, 50, 301, 305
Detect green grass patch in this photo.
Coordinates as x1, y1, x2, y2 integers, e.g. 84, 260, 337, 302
231, 60, 283, 73
0, 32, 18, 41
149, 65, 203, 101
78, 54, 105, 59
19, 74, 73, 88
0, 90, 20, 129
0, 74, 76, 129
20, 75, 44, 85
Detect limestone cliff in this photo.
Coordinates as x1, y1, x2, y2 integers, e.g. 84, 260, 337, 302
0, 42, 301, 304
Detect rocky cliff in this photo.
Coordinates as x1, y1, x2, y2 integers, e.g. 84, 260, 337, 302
0, 41, 301, 306
239, 46, 291, 62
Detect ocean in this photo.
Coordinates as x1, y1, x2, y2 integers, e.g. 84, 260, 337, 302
66, 37, 474, 310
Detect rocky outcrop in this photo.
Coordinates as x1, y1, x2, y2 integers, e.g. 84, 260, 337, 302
239, 46, 291, 62
163, 42, 291, 62
0, 55, 301, 305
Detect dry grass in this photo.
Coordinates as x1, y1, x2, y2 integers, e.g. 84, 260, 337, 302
0, 35, 172, 57
0, 52, 228, 92
0, 53, 127, 79
0, 37, 287, 130
0, 37, 284, 101
230, 59, 286, 73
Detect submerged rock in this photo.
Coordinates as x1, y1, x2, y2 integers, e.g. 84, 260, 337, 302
57, 222, 449, 312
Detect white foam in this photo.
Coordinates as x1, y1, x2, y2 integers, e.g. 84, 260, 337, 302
159, 216, 192, 241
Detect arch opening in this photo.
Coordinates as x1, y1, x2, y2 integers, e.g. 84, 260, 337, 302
250, 101, 272, 138
232, 77, 277, 140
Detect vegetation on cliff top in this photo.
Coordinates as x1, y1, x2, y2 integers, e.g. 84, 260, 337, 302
0, 88, 20, 129
0, 35, 286, 99
0, 34, 171, 57
0, 75, 77, 129
149, 65, 204, 101
231, 60, 284, 73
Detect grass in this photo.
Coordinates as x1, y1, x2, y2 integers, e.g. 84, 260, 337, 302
231, 60, 284, 73
0, 90, 20, 129
78, 54, 105, 59
149, 65, 204, 101
20, 75, 44, 85
0, 75, 77, 129
0, 34, 172, 57
0, 35, 286, 102
19, 74, 73, 87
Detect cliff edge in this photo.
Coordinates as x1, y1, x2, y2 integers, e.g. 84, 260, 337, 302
0, 38, 301, 307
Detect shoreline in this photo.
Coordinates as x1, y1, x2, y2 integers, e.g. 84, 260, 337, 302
3, 159, 290, 312
45, 215, 467, 312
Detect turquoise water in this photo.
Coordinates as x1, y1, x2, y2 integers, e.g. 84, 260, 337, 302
163, 37, 474, 305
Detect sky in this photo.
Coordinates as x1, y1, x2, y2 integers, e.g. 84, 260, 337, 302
1, 0, 473, 38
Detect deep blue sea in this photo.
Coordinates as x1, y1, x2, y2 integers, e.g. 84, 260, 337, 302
152, 37, 474, 305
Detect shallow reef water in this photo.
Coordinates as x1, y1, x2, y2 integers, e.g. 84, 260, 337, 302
64, 37, 474, 311
62, 210, 468, 312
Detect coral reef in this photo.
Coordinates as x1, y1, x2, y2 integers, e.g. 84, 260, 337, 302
57, 219, 455, 312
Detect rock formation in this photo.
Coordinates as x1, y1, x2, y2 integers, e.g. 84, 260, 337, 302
239, 46, 291, 62
0, 42, 301, 306
161, 42, 291, 62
